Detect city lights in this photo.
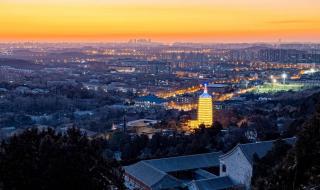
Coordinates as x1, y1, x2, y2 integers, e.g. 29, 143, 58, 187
272, 79, 277, 84
282, 73, 287, 84
0, 0, 320, 189
270, 75, 274, 80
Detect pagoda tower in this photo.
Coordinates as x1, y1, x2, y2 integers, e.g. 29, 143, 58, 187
197, 84, 213, 126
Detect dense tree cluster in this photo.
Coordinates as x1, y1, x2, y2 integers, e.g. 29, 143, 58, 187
0, 128, 124, 190
252, 103, 320, 190
107, 122, 232, 163
0, 85, 124, 115
0, 83, 134, 129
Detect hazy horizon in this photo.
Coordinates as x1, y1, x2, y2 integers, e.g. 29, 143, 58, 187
1, 39, 320, 44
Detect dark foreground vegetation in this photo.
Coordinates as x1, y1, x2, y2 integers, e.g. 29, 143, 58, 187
0, 128, 124, 190
0, 97, 319, 189
252, 103, 320, 190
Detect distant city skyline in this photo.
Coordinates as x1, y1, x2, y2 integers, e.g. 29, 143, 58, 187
1, 0, 320, 42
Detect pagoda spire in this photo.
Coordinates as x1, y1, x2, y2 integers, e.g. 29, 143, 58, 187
204, 83, 208, 94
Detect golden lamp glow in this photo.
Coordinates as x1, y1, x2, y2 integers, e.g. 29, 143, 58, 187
1, 0, 320, 42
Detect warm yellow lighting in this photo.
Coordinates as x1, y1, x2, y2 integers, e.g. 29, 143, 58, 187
197, 93, 213, 126
189, 84, 213, 128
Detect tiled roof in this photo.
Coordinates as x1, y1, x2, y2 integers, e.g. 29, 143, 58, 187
124, 161, 180, 188
191, 176, 235, 190
199, 92, 212, 98
124, 152, 222, 188
144, 152, 222, 172
238, 137, 296, 163
220, 137, 296, 163
194, 169, 218, 179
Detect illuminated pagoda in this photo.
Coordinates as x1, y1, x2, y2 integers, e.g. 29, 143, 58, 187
189, 84, 213, 128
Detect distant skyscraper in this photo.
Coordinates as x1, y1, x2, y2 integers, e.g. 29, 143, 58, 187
189, 84, 213, 128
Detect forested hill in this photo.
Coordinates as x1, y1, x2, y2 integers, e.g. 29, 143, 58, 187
252, 102, 320, 190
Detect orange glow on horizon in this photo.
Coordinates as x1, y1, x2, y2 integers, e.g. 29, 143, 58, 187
1, 0, 320, 42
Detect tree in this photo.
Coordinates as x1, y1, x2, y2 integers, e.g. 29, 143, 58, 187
291, 103, 320, 189
0, 127, 124, 190
252, 103, 320, 190
251, 139, 293, 190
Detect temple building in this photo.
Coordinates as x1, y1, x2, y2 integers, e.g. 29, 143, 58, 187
124, 137, 296, 190
189, 84, 213, 128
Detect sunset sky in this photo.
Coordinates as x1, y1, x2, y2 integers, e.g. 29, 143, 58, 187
1, 0, 320, 42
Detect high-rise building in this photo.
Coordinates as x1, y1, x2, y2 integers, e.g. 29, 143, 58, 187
189, 84, 213, 128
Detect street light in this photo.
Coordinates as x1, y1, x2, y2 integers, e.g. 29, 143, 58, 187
245, 80, 249, 88
272, 78, 277, 87
281, 73, 287, 84
270, 75, 274, 80
270, 75, 274, 83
